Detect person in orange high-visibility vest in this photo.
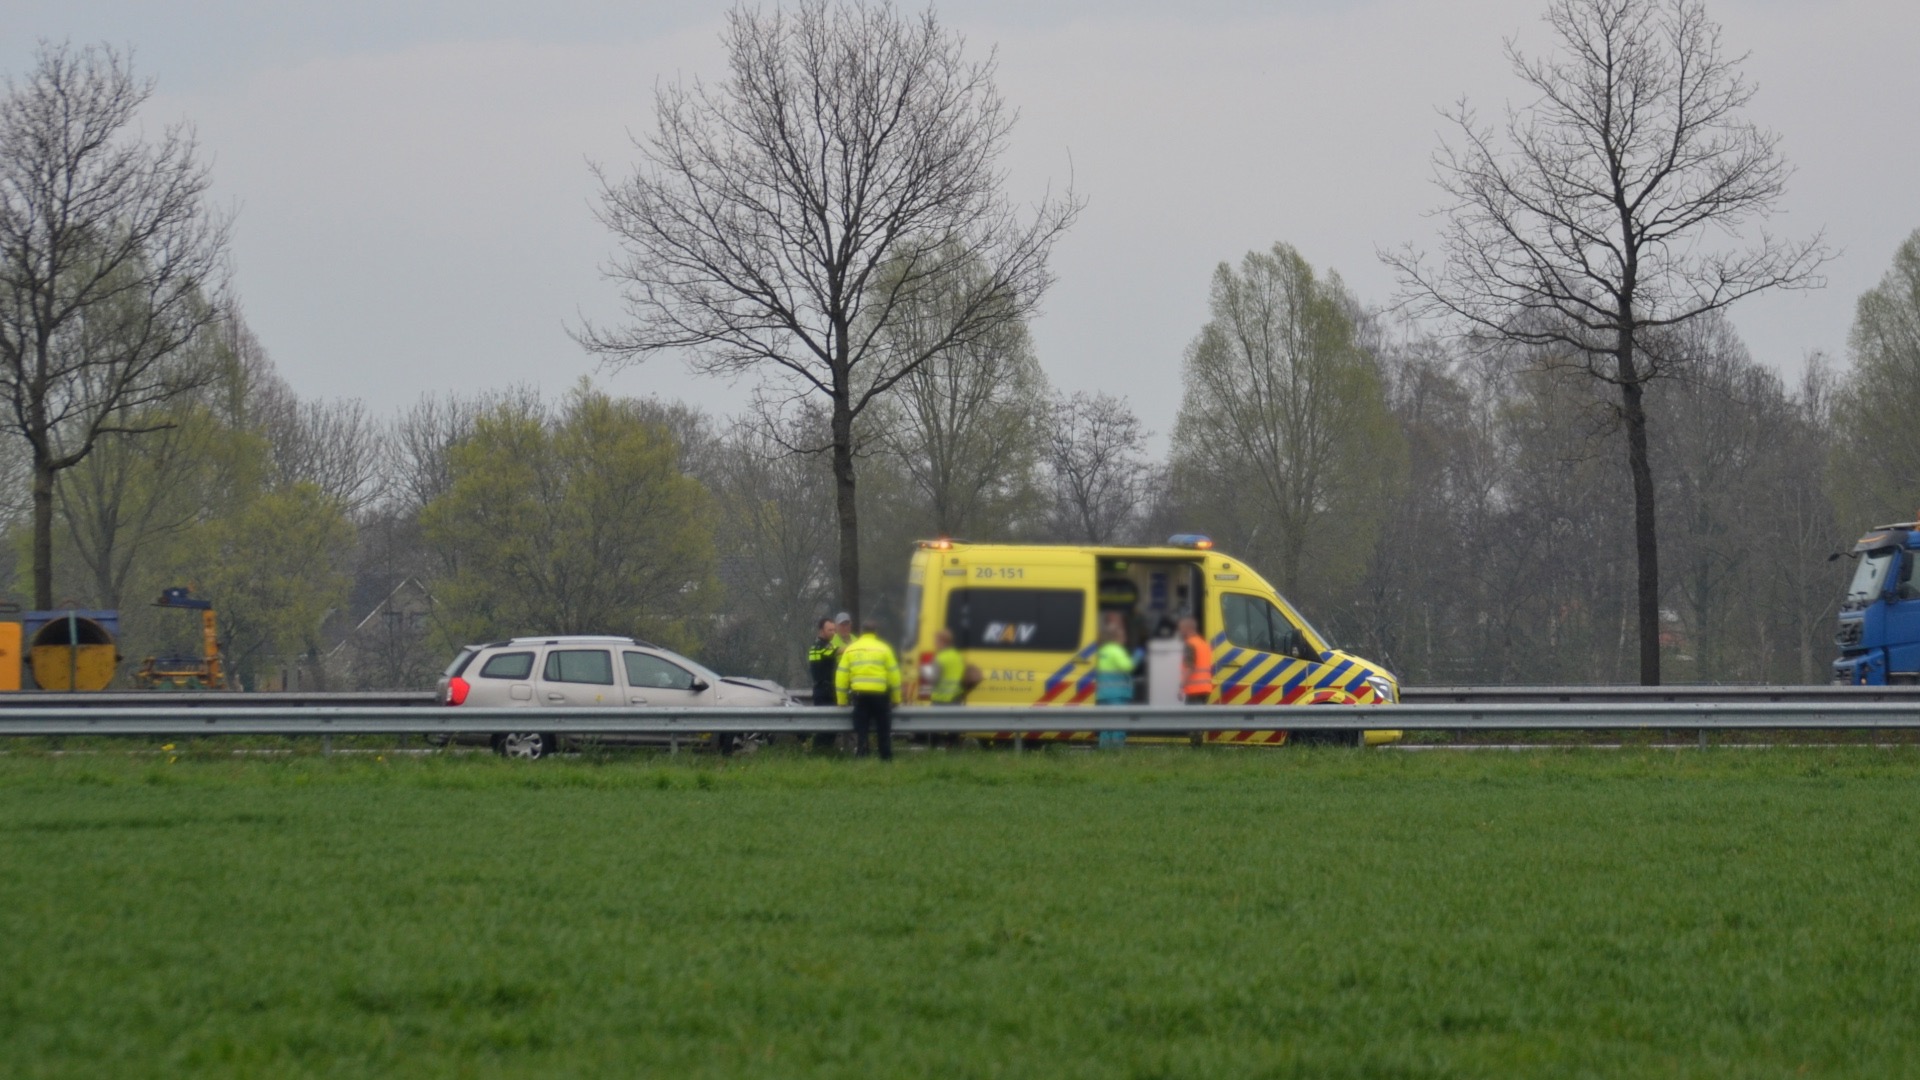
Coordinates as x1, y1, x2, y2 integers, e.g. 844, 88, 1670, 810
1178, 616, 1212, 704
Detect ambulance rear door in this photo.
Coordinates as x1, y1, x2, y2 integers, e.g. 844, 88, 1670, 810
941, 552, 1096, 705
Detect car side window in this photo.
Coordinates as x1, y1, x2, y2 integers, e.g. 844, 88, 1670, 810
544, 649, 614, 685
624, 651, 697, 691
479, 651, 534, 679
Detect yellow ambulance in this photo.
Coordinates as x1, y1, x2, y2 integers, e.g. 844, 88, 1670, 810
901, 536, 1401, 746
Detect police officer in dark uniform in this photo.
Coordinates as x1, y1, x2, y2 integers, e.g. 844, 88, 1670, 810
806, 617, 842, 749
808, 617, 842, 705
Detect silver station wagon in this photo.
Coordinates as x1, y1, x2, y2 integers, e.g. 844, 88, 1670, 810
438, 635, 796, 758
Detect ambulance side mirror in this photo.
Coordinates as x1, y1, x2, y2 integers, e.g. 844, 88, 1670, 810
1284, 629, 1319, 663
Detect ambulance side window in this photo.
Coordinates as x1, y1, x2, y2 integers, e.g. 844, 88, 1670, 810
946, 588, 1084, 651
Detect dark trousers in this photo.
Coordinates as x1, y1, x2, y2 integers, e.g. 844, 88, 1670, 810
850, 693, 893, 760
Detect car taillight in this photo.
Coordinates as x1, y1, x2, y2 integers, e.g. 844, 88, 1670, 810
445, 676, 469, 706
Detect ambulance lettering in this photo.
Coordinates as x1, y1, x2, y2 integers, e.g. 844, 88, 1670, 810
980, 621, 1040, 646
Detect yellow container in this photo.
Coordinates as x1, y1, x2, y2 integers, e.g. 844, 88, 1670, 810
25, 613, 121, 691
30, 644, 118, 691
0, 622, 20, 691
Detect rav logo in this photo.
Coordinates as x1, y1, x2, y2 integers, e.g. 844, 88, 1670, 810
981, 621, 1040, 645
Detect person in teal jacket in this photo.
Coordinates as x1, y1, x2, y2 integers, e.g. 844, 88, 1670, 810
1093, 621, 1134, 749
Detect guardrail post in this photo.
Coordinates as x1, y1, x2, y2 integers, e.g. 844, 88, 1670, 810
1698, 728, 1708, 750
322, 734, 332, 756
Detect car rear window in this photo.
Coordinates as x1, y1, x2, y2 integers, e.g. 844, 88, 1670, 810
945, 588, 1085, 651
479, 651, 535, 679
544, 649, 614, 685
443, 647, 479, 678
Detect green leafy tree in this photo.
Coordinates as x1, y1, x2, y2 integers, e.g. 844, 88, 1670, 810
867, 255, 1050, 538
1833, 229, 1920, 523
52, 320, 360, 688
1171, 243, 1406, 610
197, 481, 354, 687
421, 386, 717, 648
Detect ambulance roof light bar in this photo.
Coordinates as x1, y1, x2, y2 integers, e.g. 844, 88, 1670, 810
1168, 534, 1214, 550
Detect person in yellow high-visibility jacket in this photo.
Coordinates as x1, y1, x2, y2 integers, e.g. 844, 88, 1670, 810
836, 619, 902, 760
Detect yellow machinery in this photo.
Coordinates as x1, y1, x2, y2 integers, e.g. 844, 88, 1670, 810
133, 587, 227, 690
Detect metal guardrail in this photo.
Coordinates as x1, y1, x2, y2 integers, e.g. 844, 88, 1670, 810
0, 685, 1907, 711
1402, 685, 1920, 704
0, 691, 439, 709
1, 702, 1919, 737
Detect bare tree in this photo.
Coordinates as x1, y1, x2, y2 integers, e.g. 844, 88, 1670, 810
259, 391, 387, 517
1386, 0, 1828, 683
0, 42, 230, 609
581, 0, 1077, 622
1044, 391, 1151, 544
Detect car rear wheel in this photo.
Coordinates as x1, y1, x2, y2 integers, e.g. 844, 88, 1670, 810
494, 732, 557, 759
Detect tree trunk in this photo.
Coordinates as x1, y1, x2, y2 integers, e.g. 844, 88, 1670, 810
830, 396, 861, 627
1617, 346, 1662, 686
31, 455, 55, 611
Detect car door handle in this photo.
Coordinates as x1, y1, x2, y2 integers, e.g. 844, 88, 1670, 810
545, 692, 565, 702
628, 696, 648, 705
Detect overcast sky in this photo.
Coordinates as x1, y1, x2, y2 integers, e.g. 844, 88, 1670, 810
7, 1, 1916, 448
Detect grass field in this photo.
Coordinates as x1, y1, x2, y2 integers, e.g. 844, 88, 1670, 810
3, 746, 1918, 1079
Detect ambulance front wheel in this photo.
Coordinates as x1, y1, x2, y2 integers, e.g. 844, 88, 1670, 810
1290, 729, 1361, 748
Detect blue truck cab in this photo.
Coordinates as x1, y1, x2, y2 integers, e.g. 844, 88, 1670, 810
1834, 522, 1920, 685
